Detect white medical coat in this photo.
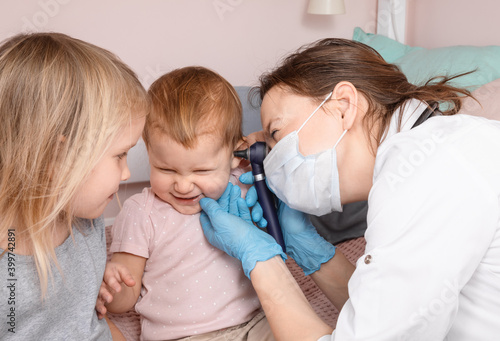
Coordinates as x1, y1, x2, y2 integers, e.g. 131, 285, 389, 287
321, 99, 500, 341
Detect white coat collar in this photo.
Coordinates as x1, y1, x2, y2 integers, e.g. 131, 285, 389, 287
383, 99, 428, 142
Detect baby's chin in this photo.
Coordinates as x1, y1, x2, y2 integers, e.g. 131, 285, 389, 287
174, 203, 203, 215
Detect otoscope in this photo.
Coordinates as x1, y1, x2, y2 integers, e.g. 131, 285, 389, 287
234, 142, 286, 252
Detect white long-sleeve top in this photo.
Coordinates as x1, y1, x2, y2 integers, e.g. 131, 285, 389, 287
321, 100, 500, 341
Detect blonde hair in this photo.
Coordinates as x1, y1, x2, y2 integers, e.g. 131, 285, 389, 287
144, 66, 242, 149
0, 32, 149, 296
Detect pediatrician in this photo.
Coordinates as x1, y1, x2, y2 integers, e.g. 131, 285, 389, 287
199, 38, 500, 341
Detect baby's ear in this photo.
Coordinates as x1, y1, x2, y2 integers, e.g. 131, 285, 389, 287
232, 138, 249, 169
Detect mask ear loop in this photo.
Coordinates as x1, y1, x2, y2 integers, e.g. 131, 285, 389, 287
297, 91, 334, 133
333, 129, 348, 149
296, 90, 348, 148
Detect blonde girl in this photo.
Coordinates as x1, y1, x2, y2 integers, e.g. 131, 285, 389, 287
0, 32, 148, 340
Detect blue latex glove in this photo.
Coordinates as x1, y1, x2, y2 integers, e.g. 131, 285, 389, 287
200, 183, 286, 278
240, 172, 335, 276
239, 171, 267, 228
277, 202, 335, 276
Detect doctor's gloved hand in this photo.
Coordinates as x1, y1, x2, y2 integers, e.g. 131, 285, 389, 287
200, 183, 286, 279
278, 202, 336, 276
239, 171, 267, 228
239, 171, 335, 275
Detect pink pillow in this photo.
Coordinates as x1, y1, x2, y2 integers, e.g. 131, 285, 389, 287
460, 78, 500, 121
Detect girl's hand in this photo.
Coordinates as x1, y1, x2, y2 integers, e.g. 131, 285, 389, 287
95, 262, 136, 319
95, 288, 108, 319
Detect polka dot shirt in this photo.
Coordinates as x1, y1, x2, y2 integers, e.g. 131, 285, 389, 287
109, 172, 261, 340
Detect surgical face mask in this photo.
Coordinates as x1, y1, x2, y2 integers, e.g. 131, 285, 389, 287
263, 91, 347, 216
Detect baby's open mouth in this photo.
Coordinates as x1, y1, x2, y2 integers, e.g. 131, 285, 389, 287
173, 194, 203, 205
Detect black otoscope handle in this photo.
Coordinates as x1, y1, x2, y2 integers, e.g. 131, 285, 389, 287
252, 170, 286, 253
235, 142, 286, 252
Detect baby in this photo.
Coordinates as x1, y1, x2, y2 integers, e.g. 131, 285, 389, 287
98, 66, 274, 340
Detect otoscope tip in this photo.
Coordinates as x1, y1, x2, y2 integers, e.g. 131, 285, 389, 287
233, 149, 249, 160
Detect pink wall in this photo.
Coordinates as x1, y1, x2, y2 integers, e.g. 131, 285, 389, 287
0, 0, 379, 222
406, 0, 500, 48
6, 1, 499, 222
1, 0, 378, 87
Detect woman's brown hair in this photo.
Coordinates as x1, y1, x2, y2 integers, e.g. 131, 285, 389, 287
257, 38, 472, 148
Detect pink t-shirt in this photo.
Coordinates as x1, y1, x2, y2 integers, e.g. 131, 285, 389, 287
110, 173, 261, 340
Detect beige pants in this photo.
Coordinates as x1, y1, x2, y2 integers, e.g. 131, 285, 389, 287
171, 310, 275, 341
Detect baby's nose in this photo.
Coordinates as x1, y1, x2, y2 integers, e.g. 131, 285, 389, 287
174, 176, 194, 194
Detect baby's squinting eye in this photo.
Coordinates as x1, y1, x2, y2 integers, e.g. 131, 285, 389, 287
194, 169, 213, 174
158, 168, 174, 173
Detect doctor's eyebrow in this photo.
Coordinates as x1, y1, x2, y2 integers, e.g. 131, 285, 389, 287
264, 117, 281, 138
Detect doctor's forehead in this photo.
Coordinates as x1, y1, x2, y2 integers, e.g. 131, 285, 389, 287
261, 86, 292, 120
261, 86, 310, 129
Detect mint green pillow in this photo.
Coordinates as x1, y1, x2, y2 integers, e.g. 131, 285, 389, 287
352, 27, 500, 90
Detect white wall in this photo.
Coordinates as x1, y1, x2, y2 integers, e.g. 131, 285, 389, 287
1, 0, 378, 223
